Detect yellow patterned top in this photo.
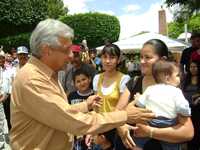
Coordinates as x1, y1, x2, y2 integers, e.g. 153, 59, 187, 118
97, 72, 123, 112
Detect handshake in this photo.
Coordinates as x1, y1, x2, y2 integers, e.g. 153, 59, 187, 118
86, 95, 155, 125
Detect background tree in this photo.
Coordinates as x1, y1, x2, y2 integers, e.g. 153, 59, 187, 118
166, 0, 200, 39
168, 22, 184, 38
60, 12, 120, 48
168, 13, 200, 39
171, 5, 191, 22
165, 0, 199, 23
0, 0, 69, 51
0, 33, 31, 51
0, 0, 48, 38
47, 0, 68, 19
189, 13, 200, 31
165, 0, 200, 15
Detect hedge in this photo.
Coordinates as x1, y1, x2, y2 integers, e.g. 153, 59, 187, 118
0, 33, 31, 52
0, 0, 47, 38
60, 12, 120, 48
0, 12, 121, 52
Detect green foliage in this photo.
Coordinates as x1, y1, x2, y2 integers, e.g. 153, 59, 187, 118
189, 14, 200, 31
0, 33, 31, 52
165, 0, 200, 12
0, 0, 48, 37
0, 0, 69, 38
60, 12, 120, 48
165, 0, 199, 7
168, 13, 200, 39
168, 22, 184, 38
172, 6, 192, 22
165, 0, 200, 21
48, 0, 67, 19
0, 0, 47, 25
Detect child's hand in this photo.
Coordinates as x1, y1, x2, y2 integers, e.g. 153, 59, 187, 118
134, 93, 141, 102
91, 96, 102, 111
192, 93, 200, 106
86, 95, 102, 111
85, 134, 93, 148
134, 93, 141, 100
193, 97, 200, 106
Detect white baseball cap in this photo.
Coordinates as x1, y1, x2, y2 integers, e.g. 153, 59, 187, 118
17, 46, 28, 54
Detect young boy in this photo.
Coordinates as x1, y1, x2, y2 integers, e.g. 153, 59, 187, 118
68, 68, 94, 105
134, 60, 191, 150
68, 69, 94, 150
94, 129, 116, 150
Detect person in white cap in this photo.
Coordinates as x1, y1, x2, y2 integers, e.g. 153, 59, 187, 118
9, 46, 29, 83
16, 46, 29, 70
2, 46, 29, 132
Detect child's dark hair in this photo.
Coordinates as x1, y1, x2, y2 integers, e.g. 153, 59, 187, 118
89, 48, 97, 54
102, 129, 116, 149
101, 43, 121, 58
152, 60, 178, 84
72, 69, 91, 82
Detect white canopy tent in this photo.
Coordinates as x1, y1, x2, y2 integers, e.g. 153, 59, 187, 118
96, 32, 189, 54
177, 32, 191, 43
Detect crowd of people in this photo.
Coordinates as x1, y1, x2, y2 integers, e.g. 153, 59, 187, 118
0, 45, 29, 149
0, 18, 199, 150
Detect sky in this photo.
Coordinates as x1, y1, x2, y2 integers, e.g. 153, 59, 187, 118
63, 0, 174, 39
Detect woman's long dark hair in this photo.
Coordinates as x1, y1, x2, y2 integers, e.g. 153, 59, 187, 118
143, 39, 169, 59
182, 60, 200, 90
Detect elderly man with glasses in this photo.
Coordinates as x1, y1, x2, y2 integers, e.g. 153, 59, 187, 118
10, 19, 155, 150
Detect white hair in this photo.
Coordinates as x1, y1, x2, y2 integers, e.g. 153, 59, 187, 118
30, 19, 74, 58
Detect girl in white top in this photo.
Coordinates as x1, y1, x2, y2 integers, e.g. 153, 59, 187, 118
93, 44, 130, 112
92, 44, 130, 149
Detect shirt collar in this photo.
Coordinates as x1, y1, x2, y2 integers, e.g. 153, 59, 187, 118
28, 56, 55, 80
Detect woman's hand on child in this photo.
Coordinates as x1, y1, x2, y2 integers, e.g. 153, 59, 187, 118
134, 124, 153, 138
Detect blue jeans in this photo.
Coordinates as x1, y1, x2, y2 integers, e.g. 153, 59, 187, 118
135, 138, 181, 150
134, 117, 180, 150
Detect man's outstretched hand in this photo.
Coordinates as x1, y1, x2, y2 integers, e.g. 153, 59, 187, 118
126, 101, 155, 125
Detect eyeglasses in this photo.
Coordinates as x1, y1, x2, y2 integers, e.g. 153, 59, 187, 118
50, 44, 72, 55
